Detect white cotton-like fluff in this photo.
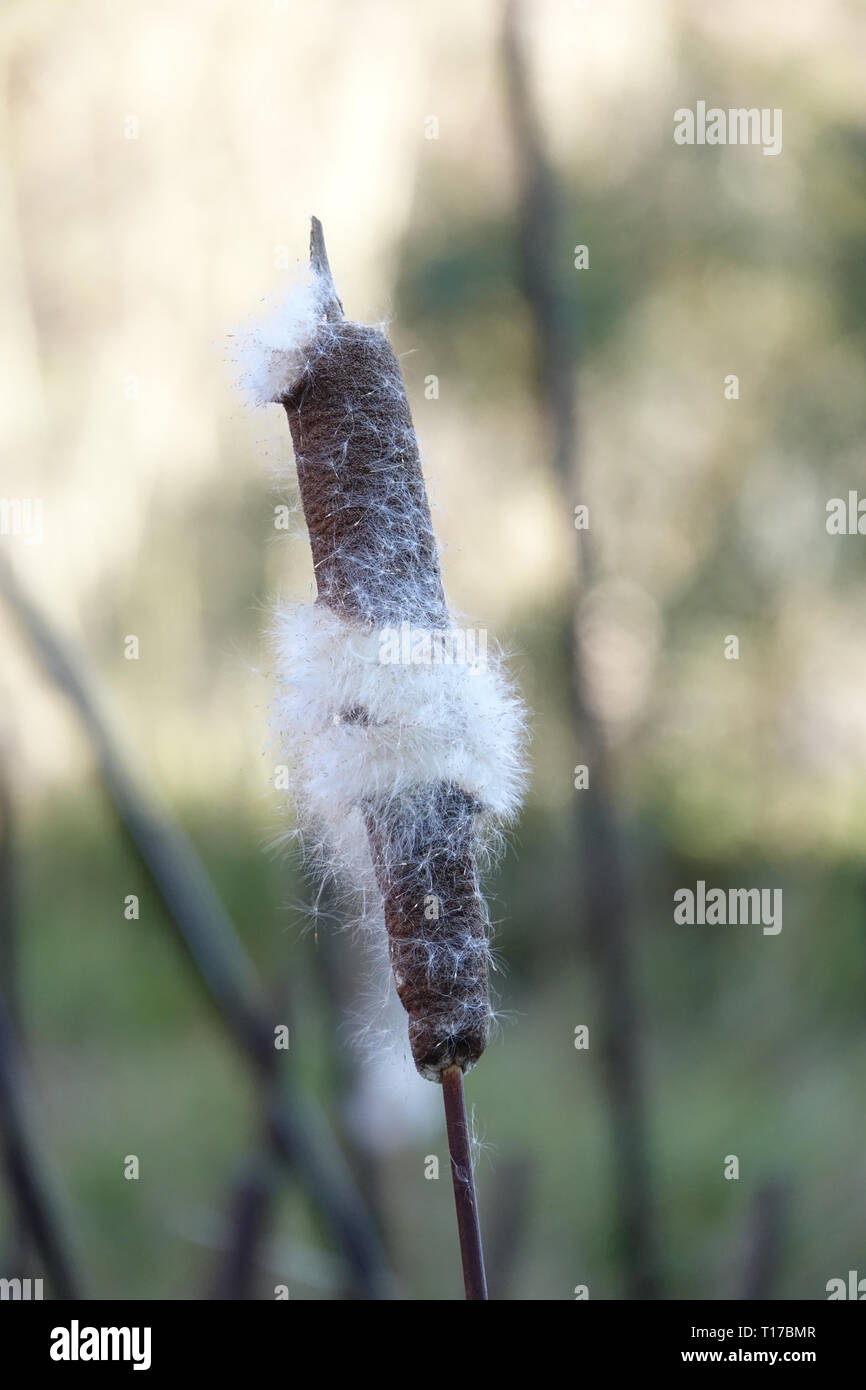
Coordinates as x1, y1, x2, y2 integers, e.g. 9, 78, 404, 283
272, 602, 527, 876
233, 270, 328, 407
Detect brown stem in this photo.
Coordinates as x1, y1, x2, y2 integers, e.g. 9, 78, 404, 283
441, 1064, 488, 1300
0, 992, 84, 1299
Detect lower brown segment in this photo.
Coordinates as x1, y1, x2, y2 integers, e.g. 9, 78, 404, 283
366, 784, 490, 1080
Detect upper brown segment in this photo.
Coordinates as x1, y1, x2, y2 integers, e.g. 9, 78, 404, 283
281, 320, 448, 629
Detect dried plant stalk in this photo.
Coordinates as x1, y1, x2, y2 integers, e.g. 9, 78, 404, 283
235, 219, 527, 1297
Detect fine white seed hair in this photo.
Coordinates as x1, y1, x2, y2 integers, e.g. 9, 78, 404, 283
233, 269, 329, 408
271, 602, 527, 881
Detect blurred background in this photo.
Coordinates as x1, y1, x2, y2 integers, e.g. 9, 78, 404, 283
1, 0, 865, 1300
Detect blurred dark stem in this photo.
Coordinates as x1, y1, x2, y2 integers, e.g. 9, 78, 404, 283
0, 756, 21, 1037
483, 1153, 532, 1300
209, 1148, 275, 1300
0, 552, 393, 1300
310, 894, 388, 1238
0, 993, 84, 1298
0, 755, 30, 1275
210, 958, 291, 1302
502, 0, 660, 1298
740, 1180, 788, 1300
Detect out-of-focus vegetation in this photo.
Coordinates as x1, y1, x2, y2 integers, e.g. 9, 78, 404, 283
1, 0, 865, 1298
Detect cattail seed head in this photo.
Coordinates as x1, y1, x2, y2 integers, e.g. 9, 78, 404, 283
236, 221, 527, 1079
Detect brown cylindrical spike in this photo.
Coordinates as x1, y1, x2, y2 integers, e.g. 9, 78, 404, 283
278, 219, 491, 1080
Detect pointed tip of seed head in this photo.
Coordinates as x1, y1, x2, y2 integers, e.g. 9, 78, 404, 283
309, 216, 344, 322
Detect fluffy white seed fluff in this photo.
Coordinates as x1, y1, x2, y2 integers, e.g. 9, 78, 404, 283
272, 602, 526, 878
233, 269, 329, 408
